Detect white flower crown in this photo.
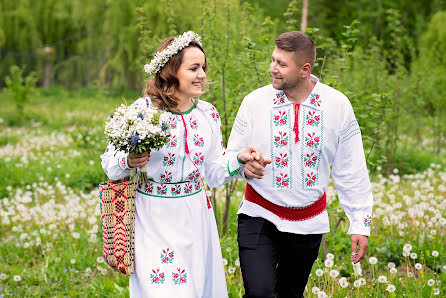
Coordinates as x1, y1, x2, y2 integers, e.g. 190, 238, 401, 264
144, 31, 202, 77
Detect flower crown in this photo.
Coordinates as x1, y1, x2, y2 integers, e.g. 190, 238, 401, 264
144, 31, 202, 77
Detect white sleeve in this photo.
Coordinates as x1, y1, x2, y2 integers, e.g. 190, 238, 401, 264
331, 101, 373, 236
203, 107, 244, 188
227, 98, 252, 179
100, 144, 133, 181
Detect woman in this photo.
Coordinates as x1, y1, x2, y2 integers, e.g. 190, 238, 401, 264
101, 31, 262, 297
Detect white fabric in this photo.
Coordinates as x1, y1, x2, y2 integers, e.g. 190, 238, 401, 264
101, 97, 238, 297
228, 75, 373, 236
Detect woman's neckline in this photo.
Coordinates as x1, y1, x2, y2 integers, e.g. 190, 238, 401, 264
168, 99, 198, 114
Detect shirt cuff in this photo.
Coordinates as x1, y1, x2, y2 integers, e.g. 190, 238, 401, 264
348, 212, 372, 236
227, 152, 243, 176
117, 153, 132, 173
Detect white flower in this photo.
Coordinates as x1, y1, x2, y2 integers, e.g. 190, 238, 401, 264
144, 31, 202, 76
324, 259, 333, 268
387, 262, 395, 269
13, 275, 21, 281
428, 279, 435, 287
326, 253, 334, 260
340, 279, 349, 288
410, 252, 417, 260
97, 257, 104, 263
353, 280, 361, 287
402, 251, 410, 257
222, 259, 228, 266
311, 286, 320, 294
315, 269, 324, 277
317, 291, 327, 298
378, 275, 387, 283
235, 258, 240, 267
359, 277, 366, 286
368, 257, 378, 264
415, 263, 422, 270
432, 250, 439, 257
329, 269, 339, 278
390, 267, 398, 274
228, 266, 236, 274
0, 273, 6, 280
386, 284, 396, 292
433, 288, 440, 295
403, 243, 412, 252
72, 232, 80, 239
71, 259, 76, 264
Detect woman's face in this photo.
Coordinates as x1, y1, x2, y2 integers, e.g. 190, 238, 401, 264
175, 47, 206, 102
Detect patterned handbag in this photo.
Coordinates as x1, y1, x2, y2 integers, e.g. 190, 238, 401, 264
98, 177, 137, 275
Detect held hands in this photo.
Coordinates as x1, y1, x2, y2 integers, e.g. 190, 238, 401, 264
350, 234, 369, 264
238, 145, 272, 179
128, 150, 151, 168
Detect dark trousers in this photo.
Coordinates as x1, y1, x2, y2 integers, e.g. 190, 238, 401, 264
237, 214, 322, 298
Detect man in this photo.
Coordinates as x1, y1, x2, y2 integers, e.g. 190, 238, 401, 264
228, 31, 373, 297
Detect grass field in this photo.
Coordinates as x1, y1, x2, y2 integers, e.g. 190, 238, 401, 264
0, 87, 444, 297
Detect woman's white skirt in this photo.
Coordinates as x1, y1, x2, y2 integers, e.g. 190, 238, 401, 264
129, 183, 228, 298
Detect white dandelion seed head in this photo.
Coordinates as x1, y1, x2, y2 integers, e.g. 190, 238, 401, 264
13, 275, 21, 281
326, 253, 334, 260
386, 284, 396, 292
324, 259, 334, 268
428, 279, 435, 287
387, 262, 396, 269
312, 286, 320, 294
415, 263, 422, 270
432, 250, 439, 257
410, 252, 417, 260
378, 275, 387, 283
369, 257, 378, 264
315, 269, 324, 277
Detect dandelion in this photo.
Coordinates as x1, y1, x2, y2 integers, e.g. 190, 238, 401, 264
89, 160, 94, 165
222, 259, 228, 266
329, 269, 339, 278
326, 253, 334, 260
390, 268, 397, 274
408, 272, 414, 278
386, 284, 396, 292
369, 257, 378, 264
72, 232, 80, 239
432, 250, 439, 257
433, 288, 440, 296
71, 259, 76, 264
312, 286, 320, 294
415, 263, 422, 270
387, 262, 395, 269
96, 257, 104, 263
317, 291, 327, 298
315, 269, 324, 277
353, 280, 361, 287
23, 242, 30, 249
339, 279, 349, 288
0, 273, 6, 280
403, 243, 412, 252
324, 259, 333, 268
234, 258, 240, 267
13, 275, 21, 281
410, 252, 417, 260
402, 251, 410, 257
378, 275, 387, 283
228, 267, 236, 274
359, 278, 366, 286
226, 247, 232, 252
428, 279, 435, 286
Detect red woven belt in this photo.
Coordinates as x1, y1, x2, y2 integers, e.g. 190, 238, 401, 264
244, 183, 326, 221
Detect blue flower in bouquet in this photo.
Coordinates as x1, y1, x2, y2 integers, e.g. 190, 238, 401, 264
161, 122, 169, 132
131, 133, 140, 146
137, 112, 144, 120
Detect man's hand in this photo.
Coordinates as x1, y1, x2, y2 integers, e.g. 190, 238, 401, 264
350, 234, 369, 263
239, 146, 272, 179
128, 150, 151, 168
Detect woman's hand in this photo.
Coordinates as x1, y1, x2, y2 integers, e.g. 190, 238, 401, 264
128, 150, 151, 168
238, 146, 272, 179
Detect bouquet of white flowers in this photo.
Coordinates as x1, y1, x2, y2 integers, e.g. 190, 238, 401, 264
104, 101, 170, 173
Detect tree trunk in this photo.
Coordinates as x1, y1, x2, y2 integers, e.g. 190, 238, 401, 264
300, 0, 309, 32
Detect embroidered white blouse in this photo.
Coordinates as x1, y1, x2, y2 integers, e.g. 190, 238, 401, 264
228, 75, 373, 236
101, 98, 242, 196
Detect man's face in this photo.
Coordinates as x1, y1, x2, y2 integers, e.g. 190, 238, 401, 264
269, 46, 303, 91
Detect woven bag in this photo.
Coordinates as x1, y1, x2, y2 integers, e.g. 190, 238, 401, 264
98, 177, 137, 275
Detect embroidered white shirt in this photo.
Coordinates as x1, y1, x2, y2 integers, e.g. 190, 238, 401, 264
101, 98, 243, 196
228, 75, 373, 236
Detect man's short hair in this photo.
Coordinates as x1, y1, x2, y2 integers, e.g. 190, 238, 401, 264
275, 31, 316, 69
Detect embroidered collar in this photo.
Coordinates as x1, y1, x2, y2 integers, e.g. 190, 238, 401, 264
272, 75, 322, 110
